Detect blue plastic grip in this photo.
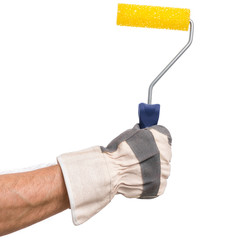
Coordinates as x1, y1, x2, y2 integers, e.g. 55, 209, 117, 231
138, 103, 160, 129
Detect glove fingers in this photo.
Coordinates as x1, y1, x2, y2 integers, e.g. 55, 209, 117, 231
148, 125, 172, 146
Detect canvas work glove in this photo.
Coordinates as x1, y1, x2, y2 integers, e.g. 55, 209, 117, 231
57, 124, 172, 225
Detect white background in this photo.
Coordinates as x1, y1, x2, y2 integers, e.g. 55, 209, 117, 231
0, 0, 239, 239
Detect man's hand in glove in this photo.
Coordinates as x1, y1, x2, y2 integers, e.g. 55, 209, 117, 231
58, 124, 172, 224
0, 124, 171, 236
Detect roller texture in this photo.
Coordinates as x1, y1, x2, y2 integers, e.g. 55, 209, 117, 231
117, 4, 190, 31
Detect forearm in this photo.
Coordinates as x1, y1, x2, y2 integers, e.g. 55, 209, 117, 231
0, 164, 70, 236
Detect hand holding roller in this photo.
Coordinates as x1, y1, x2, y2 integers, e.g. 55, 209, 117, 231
56, 4, 193, 226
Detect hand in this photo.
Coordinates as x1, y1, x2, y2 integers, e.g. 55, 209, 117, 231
58, 124, 172, 225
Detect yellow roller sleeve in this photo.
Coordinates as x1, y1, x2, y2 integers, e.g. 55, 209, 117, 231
117, 4, 190, 31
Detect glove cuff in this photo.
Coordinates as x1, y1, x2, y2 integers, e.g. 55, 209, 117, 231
57, 146, 111, 225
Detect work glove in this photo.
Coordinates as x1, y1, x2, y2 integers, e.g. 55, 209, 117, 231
57, 124, 172, 225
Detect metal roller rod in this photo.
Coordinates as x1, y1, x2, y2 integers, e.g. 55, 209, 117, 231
147, 19, 194, 104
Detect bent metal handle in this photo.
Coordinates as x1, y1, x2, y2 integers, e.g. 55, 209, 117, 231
148, 20, 194, 104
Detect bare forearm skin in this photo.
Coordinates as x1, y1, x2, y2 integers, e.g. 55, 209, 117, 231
0, 164, 70, 236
